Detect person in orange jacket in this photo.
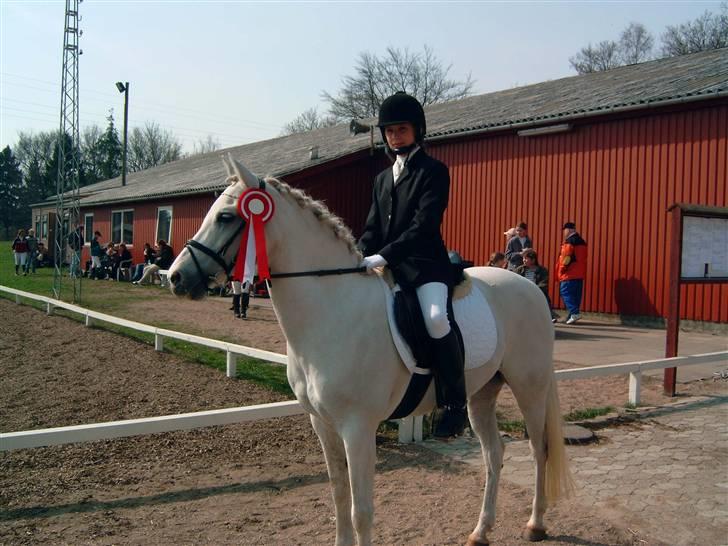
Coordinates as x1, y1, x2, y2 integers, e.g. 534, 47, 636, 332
557, 222, 587, 324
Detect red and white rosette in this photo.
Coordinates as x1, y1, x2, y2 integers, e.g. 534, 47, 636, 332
233, 188, 275, 283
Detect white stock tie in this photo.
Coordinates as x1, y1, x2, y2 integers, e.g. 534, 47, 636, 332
393, 156, 406, 183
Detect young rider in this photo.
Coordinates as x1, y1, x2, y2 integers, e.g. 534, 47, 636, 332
358, 92, 467, 439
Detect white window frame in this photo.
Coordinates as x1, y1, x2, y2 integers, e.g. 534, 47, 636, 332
155, 206, 173, 244
111, 208, 135, 246
84, 213, 94, 245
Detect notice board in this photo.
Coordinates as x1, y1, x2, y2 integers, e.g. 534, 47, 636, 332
680, 216, 728, 279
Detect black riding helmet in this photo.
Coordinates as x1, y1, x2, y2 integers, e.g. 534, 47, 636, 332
377, 92, 426, 151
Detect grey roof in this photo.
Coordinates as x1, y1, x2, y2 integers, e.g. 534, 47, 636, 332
64, 48, 728, 207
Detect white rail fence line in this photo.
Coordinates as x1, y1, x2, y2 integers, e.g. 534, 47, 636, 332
1, 286, 726, 450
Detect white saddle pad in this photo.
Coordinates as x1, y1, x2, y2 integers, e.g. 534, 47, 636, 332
379, 276, 498, 375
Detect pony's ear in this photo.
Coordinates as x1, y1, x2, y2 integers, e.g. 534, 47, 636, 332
222, 155, 235, 179
229, 154, 260, 189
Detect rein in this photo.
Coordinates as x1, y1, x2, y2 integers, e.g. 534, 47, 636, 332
270, 266, 366, 279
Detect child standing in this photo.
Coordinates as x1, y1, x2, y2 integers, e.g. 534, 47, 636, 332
12, 229, 29, 276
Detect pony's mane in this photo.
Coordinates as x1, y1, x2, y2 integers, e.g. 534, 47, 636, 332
228, 175, 362, 257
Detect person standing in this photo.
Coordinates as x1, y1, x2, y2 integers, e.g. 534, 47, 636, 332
11, 229, 28, 276
24, 228, 39, 275
358, 91, 466, 439
89, 231, 103, 279
505, 222, 532, 271
67, 225, 84, 278
557, 222, 588, 324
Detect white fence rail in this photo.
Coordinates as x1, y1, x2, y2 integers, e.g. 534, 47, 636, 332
1, 285, 726, 450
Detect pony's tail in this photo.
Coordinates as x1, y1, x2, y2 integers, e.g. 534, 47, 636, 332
544, 375, 576, 504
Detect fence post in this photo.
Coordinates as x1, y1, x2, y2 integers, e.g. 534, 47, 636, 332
15, 294, 21, 304
226, 351, 237, 378
85, 315, 93, 327
398, 416, 414, 443
155, 334, 164, 352
629, 371, 641, 406
413, 415, 424, 442
46, 302, 54, 315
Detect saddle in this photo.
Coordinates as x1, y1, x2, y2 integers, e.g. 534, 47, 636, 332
386, 263, 467, 420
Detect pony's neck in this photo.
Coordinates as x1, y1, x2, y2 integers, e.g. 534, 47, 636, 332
265, 205, 370, 347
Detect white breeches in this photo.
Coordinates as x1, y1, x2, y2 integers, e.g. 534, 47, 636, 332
231, 280, 249, 295
14, 252, 28, 266
91, 256, 102, 268
415, 281, 451, 339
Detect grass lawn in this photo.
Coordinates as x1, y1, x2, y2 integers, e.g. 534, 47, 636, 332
1, 243, 292, 395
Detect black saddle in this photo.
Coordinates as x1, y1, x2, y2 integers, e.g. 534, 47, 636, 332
387, 284, 464, 420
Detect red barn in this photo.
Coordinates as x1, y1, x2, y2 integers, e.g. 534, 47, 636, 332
33, 49, 728, 325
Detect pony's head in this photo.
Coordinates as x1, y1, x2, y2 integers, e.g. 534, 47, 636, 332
168, 155, 285, 299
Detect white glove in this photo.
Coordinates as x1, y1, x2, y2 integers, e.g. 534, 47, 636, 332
360, 254, 387, 272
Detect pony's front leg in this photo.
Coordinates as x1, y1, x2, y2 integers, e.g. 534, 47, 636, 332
342, 419, 378, 546
310, 415, 355, 546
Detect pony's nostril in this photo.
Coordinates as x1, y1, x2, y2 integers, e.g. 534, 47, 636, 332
170, 271, 180, 285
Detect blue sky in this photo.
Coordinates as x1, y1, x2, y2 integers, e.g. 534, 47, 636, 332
0, 0, 722, 153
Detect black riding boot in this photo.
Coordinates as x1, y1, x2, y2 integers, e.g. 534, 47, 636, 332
431, 329, 468, 439
241, 292, 250, 318
232, 294, 241, 318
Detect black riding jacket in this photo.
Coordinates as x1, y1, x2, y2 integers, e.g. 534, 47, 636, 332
358, 150, 452, 288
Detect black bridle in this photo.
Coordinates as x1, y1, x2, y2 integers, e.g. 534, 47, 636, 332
183, 178, 366, 290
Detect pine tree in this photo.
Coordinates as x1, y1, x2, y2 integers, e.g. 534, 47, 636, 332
97, 113, 122, 181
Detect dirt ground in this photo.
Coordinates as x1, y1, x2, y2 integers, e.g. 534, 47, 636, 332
0, 298, 716, 545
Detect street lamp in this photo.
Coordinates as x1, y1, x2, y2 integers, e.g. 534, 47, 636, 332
115, 81, 129, 187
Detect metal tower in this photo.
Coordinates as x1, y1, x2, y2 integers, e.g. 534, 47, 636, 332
53, 0, 82, 302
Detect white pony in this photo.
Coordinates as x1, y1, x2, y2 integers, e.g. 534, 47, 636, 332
168, 157, 573, 546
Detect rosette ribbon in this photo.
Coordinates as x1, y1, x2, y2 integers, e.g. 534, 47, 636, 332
233, 188, 275, 283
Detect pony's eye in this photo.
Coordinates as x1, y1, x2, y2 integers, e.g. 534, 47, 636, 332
217, 212, 236, 223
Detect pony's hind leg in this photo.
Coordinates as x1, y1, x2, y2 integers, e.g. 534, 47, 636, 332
509, 381, 550, 541
310, 415, 355, 546
466, 372, 505, 546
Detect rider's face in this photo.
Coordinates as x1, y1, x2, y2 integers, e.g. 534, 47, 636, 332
385, 123, 416, 151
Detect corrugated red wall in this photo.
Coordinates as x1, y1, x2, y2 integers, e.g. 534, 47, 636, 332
77, 101, 727, 323
81, 194, 215, 264
428, 102, 727, 323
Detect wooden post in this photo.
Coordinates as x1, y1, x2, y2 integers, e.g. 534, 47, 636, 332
226, 351, 237, 378
85, 315, 93, 327
664, 206, 682, 396
15, 294, 21, 304
46, 302, 54, 315
628, 371, 641, 406
398, 417, 414, 443
413, 415, 424, 442
155, 334, 164, 352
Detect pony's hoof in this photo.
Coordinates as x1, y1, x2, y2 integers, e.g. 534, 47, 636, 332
524, 527, 547, 542
465, 533, 489, 546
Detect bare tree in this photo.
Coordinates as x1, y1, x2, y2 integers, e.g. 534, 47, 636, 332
128, 122, 182, 172
569, 40, 622, 74
619, 22, 654, 64
321, 45, 474, 121
661, 4, 728, 56
191, 135, 222, 155
281, 107, 337, 136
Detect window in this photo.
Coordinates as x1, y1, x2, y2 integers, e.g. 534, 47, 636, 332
35, 216, 41, 238
41, 215, 48, 239
84, 214, 94, 244
111, 209, 134, 244
156, 206, 173, 244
